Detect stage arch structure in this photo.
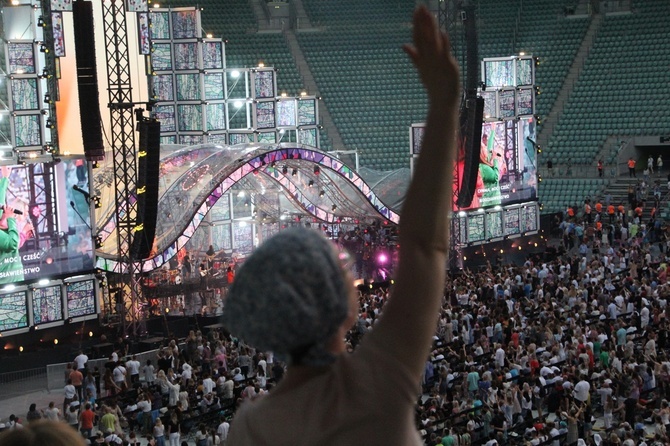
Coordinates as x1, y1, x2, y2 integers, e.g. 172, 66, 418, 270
94, 143, 408, 273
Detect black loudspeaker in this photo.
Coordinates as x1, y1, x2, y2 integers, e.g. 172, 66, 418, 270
130, 119, 161, 260
462, 4, 479, 97
456, 97, 485, 209
73, 0, 104, 161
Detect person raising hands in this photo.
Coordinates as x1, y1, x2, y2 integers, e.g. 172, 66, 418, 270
222, 6, 460, 445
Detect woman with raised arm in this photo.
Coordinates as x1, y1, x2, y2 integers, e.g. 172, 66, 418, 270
221, 6, 460, 445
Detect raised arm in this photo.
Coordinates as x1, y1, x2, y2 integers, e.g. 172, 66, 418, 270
369, 6, 460, 380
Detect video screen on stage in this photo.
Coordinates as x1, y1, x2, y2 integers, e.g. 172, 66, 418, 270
66, 279, 96, 318
0, 291, 28, 331
0, 159, 94, 286
32, 284, 63, 325
411, 126, 424, 155
454, 118, 538, 211
483, 59, 515, 88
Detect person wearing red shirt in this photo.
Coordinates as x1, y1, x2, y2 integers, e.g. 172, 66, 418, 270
511, 328, 520, 349
78, 403, 95, 439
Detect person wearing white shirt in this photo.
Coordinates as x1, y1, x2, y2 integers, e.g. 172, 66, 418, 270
202, 374, 216, 395
136, 393, 153, 434
126, 355, 141, 385
143, 360, 155, 386
640, 306, 650, 329
495, 344, 505, 369
181, 362, 193, 381
43, 401, 61, 421
74, 351, 88, 372
217, 418, 230, 443
113, 363, 127, 389
573, 379, 590, 403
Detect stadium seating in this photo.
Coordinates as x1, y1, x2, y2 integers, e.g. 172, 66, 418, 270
545, 0, 670, 164
539, 178, 609, 214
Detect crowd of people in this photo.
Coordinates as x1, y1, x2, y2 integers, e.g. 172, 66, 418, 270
0, 329, 288, 445
5, 203, 670, 446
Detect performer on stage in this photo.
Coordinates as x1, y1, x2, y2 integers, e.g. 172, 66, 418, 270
206, 245, 216, 269
182, 250, 192, 279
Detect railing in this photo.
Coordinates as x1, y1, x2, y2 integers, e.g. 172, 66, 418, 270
46, 347, 163, 392
0, 367, 47, 398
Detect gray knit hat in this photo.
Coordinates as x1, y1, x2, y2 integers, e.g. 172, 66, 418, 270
221, 227, 349, 366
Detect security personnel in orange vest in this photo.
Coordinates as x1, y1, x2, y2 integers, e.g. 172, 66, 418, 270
595, 201, 603, 214
628, 157, 636, 177
584, 201, 592, 224
607, 204, 615, 223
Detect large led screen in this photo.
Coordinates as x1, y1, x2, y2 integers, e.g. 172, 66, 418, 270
32, 284, 63, 325
454, 118, 538, 211
0, 291, 28, 331
0, 159, 94, 285
66, 279, 96, 318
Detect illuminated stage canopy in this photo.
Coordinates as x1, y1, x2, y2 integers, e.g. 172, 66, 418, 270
94, 143, 408, 272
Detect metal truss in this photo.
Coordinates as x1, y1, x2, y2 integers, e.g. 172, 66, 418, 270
28, 162, 57, 247
101, 0, 143, 336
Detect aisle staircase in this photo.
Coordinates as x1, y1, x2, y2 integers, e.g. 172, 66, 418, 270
537, 13, 603, 152
284, 30, 344, 152
601, 176, 668, 221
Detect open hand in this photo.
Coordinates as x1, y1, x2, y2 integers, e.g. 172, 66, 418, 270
403, 6, 460, 106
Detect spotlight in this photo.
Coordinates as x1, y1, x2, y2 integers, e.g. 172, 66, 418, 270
54, 339, 58, 345
95, 235, 103, 249
19, 346, 23, 352
538, 175, 543, 183
233, 100, 243, 109
537, 145, 543, 154
313, 166, 320, 175
535, 86, 541, 96
37, 16, 45, 27
319, 190, 325, 197
282, 165, 288, 175
331, 204, 337, 211
39, 44, 48, 53
231, 70, 240, 78
44, 94, 51, 103
206, 33, 213, 38
257, 61, 265, 68
300, 91, 307, 97
377, 253, 388, 264
46, 119, 54, 128
308, 180, 314, 187
280, 91, 287, 98
292, 168, 297, 176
